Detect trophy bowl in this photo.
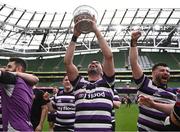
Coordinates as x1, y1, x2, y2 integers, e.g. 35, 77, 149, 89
73, 5, 98, 34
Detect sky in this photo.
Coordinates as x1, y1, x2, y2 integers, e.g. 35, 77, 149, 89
1, 0, 180, 13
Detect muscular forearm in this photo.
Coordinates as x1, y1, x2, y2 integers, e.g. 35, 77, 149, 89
35, 106, 48, 131
16, 72, 39, 86
151, 102, 174, 115
64, 41, 76, 66
95, 29, 113, 59
129, 38, 139, 68
64, 40, 79, 81
129, 47, 139, 68
130, 47, 143, 80
94, 29, 115, 76
139, 95, 174, 115
39, 106, 48, 126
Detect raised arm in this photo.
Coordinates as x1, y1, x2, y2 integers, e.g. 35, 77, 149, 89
0, 70, 39, 86
64, 27, 80, 81
92, 20, 115, 77
129, 31, 143, 79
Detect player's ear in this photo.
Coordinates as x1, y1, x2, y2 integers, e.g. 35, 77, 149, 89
16, 65, 23, 72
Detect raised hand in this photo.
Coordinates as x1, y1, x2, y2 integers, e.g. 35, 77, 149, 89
130, 31, 141, 47
138, 95, 154, 107
73, 24, 81, 37
131, 31, 141, 41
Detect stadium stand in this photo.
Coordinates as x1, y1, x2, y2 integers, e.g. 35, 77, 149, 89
0, 59, 8, 68
1, 52, 180, 72
148, 52, 180, 69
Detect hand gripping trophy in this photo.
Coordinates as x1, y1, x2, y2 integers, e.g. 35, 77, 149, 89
73, 5, 98, 34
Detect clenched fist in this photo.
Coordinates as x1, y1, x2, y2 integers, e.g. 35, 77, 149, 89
131, 31, 141, 41
130, 31, 141, 47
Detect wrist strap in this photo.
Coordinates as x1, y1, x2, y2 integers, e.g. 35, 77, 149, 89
71, 35, 78, 43
130, 39, 137, 47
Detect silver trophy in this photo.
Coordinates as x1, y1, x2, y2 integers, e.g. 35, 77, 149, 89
73, 5, 98, 34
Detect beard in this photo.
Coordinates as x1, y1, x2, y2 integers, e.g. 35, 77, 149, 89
88, 69, 100, 76
156, 76, 168, 85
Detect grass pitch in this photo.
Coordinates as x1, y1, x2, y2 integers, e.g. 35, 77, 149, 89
115, 104, 138, 131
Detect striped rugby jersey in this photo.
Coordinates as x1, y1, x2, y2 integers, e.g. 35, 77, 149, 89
71, 74, 115, 131
112, 89, 120, 123
135, 74, 177, 131
51, 89, 75, 131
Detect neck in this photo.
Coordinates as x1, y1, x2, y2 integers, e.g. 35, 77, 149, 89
64, 87, 72, 93
152, 80, 167, 88
88, 74, 102, 81
152, 79, 159, 86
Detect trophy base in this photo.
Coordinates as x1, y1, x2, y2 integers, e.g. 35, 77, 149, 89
75, 20, 92, 34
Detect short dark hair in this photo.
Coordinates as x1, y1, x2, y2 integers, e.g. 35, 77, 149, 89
9, 57, 27, 72
62, 73, 68, 81
91, 59, 101, 63
152, 63, 168, 71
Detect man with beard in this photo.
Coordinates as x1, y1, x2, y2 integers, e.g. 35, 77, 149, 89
0, 57, 39, 131
129, 31, 177, 131
64, 16, 115, 131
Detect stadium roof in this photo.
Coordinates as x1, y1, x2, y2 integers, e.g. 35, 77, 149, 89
0, 2, 180, 58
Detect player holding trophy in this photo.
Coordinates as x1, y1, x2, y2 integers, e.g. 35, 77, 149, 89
64, 5, 116, 132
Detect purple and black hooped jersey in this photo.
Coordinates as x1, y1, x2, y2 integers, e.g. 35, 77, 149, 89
112, 89, 120, 123
51, 89, 75, 131
71, 74, 115, 131
0, 77, 33, 131
135, 74, 177, 131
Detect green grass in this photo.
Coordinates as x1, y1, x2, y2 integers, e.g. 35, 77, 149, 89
43, 120, 49, 131
115, 104, 138, 131
168, 81, 180, 87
